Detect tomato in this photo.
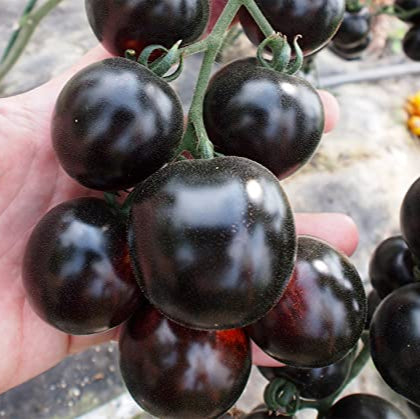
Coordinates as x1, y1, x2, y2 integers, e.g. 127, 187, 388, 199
395, 0, 420, 24
258, 350, 354, 401
401, 177, 420, 258
323, 394, 407, 419
365, 290, 381, 330
119, 303, 251, 419
333, 8, 371, 49
403, 25, 420, 61
369, 236, 415, 299
370, 283, 420, 407
203, 59, 324, 180
239, 0, 345, 56
128, 156, 296, 330
246, 236, 366, 368
52, 57, 183, 192
85, 0, 209, 57
330, 34, 371, 60
22, 198, 140, 335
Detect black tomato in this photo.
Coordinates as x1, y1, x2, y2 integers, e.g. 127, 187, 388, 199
333, 8, 371, 48
330, 34, 371, 60
22, 198, 140, 335
323, 394, 407, 419
403, 25, 420, 61
365, 289, 381, 330
119, 303, 251, 419
395, 0, 420, 24
370, 283, 420, 407
128, 156, 296, 330
239, 0, 345, 56
369, 235, 415, 299
401, 177, 420, 258
85, 0, 209, 57
246, 236, 366, 368
258, 350, 354, 400
203, 59, 324, 180
52, 57, 183, 192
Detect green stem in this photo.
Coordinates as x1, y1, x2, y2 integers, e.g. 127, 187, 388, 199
1, 0, 39, 62
178, 0, 243, 158
0, 0, 63, 85
242, 0, 275, 38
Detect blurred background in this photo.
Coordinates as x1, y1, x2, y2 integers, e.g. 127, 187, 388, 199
1, 0, 420, 417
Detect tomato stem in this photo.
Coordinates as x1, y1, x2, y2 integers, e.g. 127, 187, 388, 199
0, 0, 63, 85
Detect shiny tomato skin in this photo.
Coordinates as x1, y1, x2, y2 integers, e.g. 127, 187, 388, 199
330, 34, 371, 60
246, 236, 366, 368
403, 25, 420, 61
369, 236, 415, 299
323, 394, 407, 419
258, 350, 354, 400
401, 177, 420, 257
52, 58, 183, 192
239, 0, 345, 56
333, 8, 371, 48
119, 303, 251, 419
370, 283, 420, 407
203, 59, 324, 180
128, 156, 296, 330
22, 198, 141, 335
85, 0, 209, 57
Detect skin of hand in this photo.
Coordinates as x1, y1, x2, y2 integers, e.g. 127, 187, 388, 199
0, 2, 352, 393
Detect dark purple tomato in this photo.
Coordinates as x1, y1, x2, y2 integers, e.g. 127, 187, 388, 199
203, 59, 324, 180
22, 198, 141, 335
129, 156, 296, 330
239, 0, 345, 56
258, 349, 354, 400
323, 394, 407, 419
85, 0, 209, 57
246, 236, 366, 368
52, 57, 183, 192
333, 8, 371, 48
119, 303, 251, 419
330, 34, 371, 60
403, 25, 420, 61
369, 236, 415, 299
401, 177, 420, 258
365, 289, 381, 330
370, 283, 420, 407
395, 0, 420, 24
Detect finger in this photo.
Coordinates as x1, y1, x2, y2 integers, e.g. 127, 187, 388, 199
252, 342, 285, 367
295, 213, 359, 256
318, 90, 340, 133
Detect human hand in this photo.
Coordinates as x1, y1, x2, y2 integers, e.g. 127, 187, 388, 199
0, 3, 350, 393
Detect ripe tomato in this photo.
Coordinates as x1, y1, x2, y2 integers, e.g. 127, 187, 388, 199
203, 59, 324, 180
333, 8, 371, 49
52, 58, 183, 191
323, 394, 407, 418
401, 177, 420, 258
22, 198, 141, 335
370, 283, 420, 407
239, 0, 345, 56
85, 0, 209, 56
128, 156, 296, 330
246, 236, 366, 368
369, 235, 415, 299
119, 303, 251, 418
258, 349, 354, 401
403, 25, 420, 61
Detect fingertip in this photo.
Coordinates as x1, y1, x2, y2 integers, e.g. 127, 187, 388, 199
252, 342, 284, 367
295, 212, 359, 256
318, 90, 340, 133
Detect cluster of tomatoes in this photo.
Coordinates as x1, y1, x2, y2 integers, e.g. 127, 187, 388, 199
19, 0, 420, 417
367, 176, 420, 411
330, 4, 372, 60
